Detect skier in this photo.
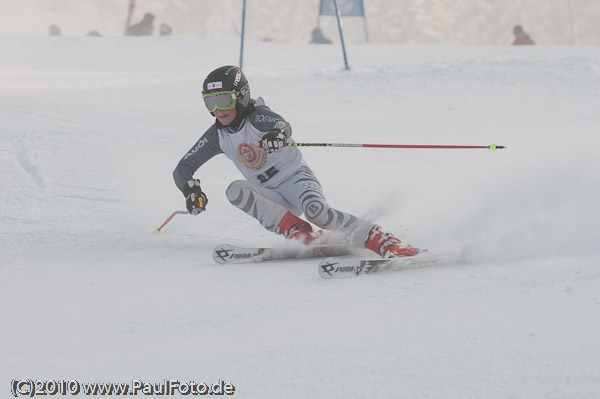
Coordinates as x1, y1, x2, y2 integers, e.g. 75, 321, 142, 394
512, 25, 535, 45
173, 66, 419, 258
125, 12, 155, 36
48, 24, 61, 36
310, 27, 333, 44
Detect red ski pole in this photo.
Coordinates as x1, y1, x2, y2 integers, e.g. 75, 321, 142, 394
155, 210, 189, 232
285, 143, 505, 150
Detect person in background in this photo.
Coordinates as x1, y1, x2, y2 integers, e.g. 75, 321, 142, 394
48, 24, 61, 36
512, 25, 535, 45
125, 12, 155, 36
172, 66, 420, 259
310, 27, 333, 44
159, 23, 173, 36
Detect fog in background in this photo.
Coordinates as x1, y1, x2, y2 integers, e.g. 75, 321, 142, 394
1, 0, 599, 45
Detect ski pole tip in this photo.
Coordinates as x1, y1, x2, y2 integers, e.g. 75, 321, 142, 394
488, 144, 506, 151
154, 227, 162, 233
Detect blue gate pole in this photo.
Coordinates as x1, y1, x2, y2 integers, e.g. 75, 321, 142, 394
239, 0, 247, 69
333, 0, 350, 71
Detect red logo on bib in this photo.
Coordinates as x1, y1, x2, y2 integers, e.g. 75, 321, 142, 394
236, 143, 267, 170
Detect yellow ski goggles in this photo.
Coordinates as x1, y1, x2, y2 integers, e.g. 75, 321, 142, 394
203, 91, 237, 112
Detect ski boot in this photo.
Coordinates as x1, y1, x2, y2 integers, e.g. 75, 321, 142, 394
276, 212, 322, 245
365, 225, 419, 258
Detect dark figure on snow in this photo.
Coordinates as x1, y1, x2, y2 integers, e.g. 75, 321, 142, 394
172, 66, 420, 259
48, 24, 61, 36
310, 27, 333, 44
512, 25, 535, 45
159, 23, 173, 36
125, 12, 155, 36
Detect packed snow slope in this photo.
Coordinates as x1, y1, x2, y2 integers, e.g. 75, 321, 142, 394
1, 36, 600, 398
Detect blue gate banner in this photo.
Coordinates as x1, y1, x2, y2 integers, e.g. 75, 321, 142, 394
319, 0, 365, 17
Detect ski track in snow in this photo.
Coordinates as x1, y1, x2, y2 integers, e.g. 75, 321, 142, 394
17, 136, 45, 204
1, 36, 600, 398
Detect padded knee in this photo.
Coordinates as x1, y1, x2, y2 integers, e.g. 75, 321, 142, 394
225, 180, 287, 232
226, 180, 246, 205
303, 198, 330, 227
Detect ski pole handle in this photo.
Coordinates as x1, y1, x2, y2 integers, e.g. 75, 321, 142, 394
155, 210, 189, 232
284, 143, 505, 150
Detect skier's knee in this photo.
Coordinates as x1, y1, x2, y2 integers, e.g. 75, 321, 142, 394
305, 200, 361, 233
226, 180, 248, 206
303, 198, 330, 227
225, 180, 288, 232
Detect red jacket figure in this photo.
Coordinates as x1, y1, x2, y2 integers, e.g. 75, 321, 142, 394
512, 25, 535, 45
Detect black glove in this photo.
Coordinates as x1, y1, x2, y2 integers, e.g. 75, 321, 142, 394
261, 129, 287, 153
182, 179, 208, 215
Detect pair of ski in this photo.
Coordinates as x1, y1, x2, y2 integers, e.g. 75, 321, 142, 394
213, 243, 443, 279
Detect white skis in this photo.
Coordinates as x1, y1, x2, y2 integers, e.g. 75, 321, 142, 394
213, 244, 453, 279
213, 243, 353, 264
318, 251, 450, 279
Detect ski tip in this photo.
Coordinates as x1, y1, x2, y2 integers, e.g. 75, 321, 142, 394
318, 257, 340, 279
212, 244, 236, 264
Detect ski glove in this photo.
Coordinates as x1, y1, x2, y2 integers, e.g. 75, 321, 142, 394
182, 179, 208, 215
261, 129, 287, 153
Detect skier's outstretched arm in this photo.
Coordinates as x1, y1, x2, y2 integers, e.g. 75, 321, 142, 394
173, 124, 222, 214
